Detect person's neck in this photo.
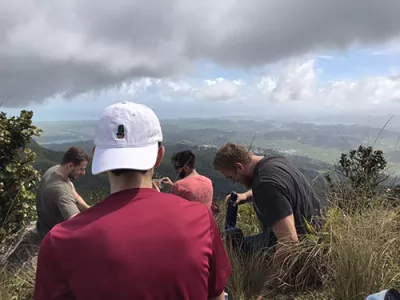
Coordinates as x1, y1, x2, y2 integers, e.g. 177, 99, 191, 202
187, 169, 199, 177
108, 172, 153, 194
247, 155, 264, 176
55, 165, 70, 181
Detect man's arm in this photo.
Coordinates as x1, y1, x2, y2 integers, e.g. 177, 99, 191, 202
70, 182, 90, 212
244, 189, 254, 202
207, 211, 232, 299
271, 214, 299, 267
254, 183, 298, 267
57, 189, 80, 220
171, 182, 184, 197
34, 232, 72, 300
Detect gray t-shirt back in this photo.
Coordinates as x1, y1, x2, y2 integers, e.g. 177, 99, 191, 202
35, 165, 80, 238
251, 156, 325, 240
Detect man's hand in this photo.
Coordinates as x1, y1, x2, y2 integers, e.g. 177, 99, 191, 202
161, 177, 173, 187
225, 190, 252, 207
152, 180, 161, 192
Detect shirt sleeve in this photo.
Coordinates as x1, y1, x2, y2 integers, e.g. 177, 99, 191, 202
34, 231, 73, 300
253, 182, 293, 228
56, 188, 80, 220
207, 211, 232, 298
171, 182, 183, 197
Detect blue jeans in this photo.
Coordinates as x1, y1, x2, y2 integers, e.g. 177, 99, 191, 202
224, 204, 276, 256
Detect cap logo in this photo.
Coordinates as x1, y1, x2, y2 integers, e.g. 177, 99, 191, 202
116, 125, 125, 139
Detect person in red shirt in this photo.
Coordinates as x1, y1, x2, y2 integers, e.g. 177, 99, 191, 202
34, 101, 232, 300
161, 150, 214, 210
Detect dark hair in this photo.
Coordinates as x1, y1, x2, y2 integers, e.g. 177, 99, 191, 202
111, 142, 162, 176
61, 147, 89, 166
171, 150, 195, 169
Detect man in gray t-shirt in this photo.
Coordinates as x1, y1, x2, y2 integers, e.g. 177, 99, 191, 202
213, 143, 325, 263
36, 147, 91, 239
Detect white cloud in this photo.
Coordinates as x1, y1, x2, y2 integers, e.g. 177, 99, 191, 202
197, 78, 243, 101
108, 58, 400, 114
268, 60, 317, 102
322, 75, 400, 109
159, 80, 196, 101
119, 78, 157, 95
2, 0, 400, 107
254, 59, 400, 113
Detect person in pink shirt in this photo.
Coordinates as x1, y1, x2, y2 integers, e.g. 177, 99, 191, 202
162, 150, 214, 210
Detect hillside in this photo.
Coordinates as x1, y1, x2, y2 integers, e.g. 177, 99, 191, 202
3, 119, 400, 300
31, 140, 331, 200
34, 118, 400, 175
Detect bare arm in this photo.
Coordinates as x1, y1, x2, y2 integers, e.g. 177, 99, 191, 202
252, 182, 299, 274
271, 214, 299, 267
244, 189, 254, 202
70, 182, 90, 212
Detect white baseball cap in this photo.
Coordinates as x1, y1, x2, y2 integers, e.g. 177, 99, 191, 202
92, 101, 163, 175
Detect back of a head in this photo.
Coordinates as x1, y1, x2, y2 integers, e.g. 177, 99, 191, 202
91, 101, 163, 177
171, 150, 196, 169
213, 142, 251, 171
61, 146, 89, 166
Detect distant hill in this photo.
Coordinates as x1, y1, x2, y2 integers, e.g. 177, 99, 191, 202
32, 140, 331, 200
33, 118, 400, 175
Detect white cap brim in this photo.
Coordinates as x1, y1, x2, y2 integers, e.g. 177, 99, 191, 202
91, 143, 159, 175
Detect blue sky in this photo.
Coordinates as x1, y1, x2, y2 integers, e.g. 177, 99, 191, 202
2, 1, 400, 122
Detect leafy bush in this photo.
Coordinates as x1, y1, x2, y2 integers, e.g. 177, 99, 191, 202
325, 145, 390, 213
0, 110, 42, 242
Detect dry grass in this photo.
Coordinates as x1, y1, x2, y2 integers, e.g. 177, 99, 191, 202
1, 196, 400, 300
0, 266, 35, 300
215, 197, 400, 300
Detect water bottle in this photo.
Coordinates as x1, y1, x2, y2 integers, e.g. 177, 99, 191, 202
225, 191, 238, 229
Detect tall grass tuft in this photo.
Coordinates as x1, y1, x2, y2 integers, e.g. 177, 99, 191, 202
0, 194, 399, 300
215, 194, 400, 300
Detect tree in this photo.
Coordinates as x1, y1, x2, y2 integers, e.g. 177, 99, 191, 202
325, 145, 388, 211
0, 110, 42, 242
337, 145, 388, 190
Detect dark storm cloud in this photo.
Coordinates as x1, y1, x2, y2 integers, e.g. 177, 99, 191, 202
1, 0, 400, 107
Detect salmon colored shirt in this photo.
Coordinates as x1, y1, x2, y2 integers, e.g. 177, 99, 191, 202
171, 175, 213, 209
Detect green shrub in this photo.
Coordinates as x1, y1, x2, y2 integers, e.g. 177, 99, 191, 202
0, 110, 42, 242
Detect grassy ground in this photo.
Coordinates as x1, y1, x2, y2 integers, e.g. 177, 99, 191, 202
215, 197, 400, 300
1, 195, 400, 300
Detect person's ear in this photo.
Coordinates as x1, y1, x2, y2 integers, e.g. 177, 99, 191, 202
234, 162, 245, 173
155, 145, 165, 168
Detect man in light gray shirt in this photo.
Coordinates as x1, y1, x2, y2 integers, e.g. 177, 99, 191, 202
35, 146, 91, 239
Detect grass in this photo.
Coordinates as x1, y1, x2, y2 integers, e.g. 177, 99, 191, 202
0, 264, 35, 300
1, 193, 400, 300
215, 195, 400, 300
